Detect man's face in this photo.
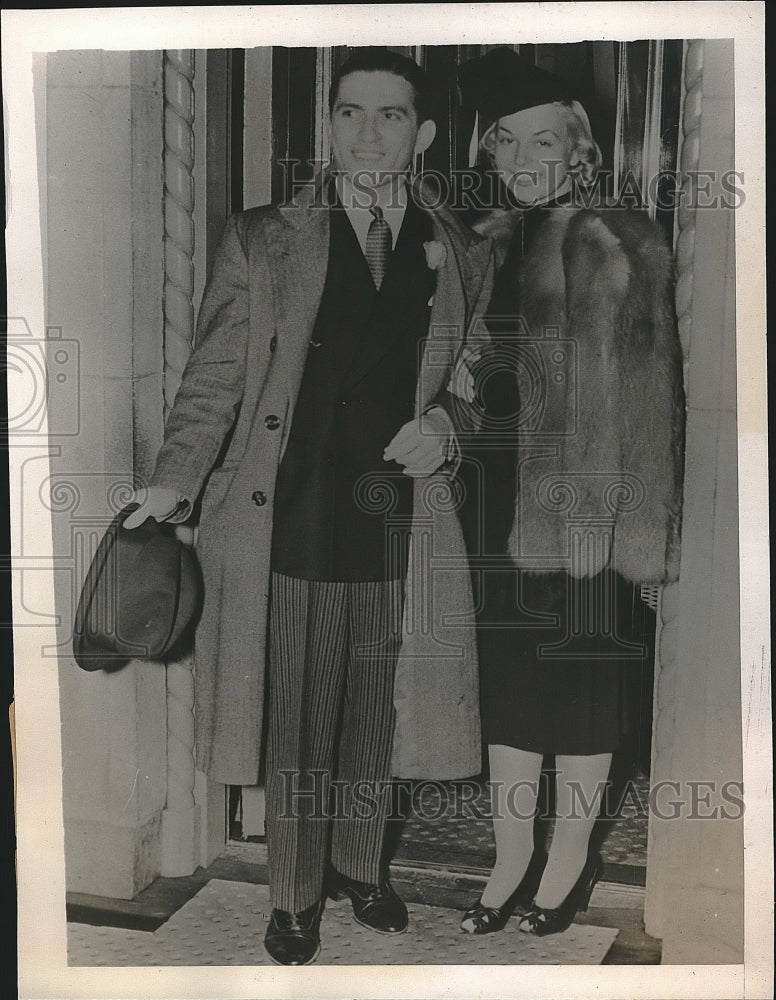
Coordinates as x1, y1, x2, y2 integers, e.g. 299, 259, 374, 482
329, 70, 436, 191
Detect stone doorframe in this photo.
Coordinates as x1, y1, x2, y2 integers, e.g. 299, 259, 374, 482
643, 39, 743, 961
156, 49, 227, 876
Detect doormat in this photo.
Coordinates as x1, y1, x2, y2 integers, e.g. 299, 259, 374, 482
68, 879, 618, 966
390, 773, 650, 876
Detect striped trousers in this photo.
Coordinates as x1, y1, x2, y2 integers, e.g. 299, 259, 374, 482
265, 572, 404, 912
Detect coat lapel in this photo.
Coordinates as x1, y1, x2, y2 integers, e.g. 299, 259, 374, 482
267, 186, 330, 410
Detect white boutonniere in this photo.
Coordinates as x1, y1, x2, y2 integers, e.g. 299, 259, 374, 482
423, 240, 447, 271
446, 344, 483, 405
424, 241, 445, 306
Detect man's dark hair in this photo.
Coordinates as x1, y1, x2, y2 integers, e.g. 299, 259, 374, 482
328, 47, 433, 124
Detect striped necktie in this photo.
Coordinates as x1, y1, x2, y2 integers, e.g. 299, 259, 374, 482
365, 206, 392, 290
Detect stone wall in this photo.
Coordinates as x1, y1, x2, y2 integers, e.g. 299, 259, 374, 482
646, 39, 744, 963
45, 49, 168, 898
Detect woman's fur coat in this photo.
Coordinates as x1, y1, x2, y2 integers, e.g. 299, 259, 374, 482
474, 206, 686, 585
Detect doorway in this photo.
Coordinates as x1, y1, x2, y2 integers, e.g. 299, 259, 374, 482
205, 41, 683, 907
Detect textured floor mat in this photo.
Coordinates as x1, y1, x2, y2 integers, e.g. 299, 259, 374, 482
391, 773, 649, 872
68, 879, 618, 966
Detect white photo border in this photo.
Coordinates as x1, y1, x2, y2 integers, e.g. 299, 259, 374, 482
3, 4, 769, 999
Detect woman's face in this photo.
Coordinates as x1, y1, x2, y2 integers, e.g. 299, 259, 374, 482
492, 103, 573, 206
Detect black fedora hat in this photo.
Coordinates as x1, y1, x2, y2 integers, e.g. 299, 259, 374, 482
73, 504, 203, 672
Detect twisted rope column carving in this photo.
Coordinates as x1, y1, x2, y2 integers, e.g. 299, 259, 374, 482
673, 39, 704, 385
165, 657, 196, 812
163, 49, 195, 419
645, 38, 704, 936
161, 49, 198, 874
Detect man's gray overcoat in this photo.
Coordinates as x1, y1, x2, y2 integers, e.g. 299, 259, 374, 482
151, 180, 494, 785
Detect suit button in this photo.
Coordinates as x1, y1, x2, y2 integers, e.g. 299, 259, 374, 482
270, 335, 277, 352
251, 490, 267, 506
309, 338, 322, 348
264, 414, 280, 430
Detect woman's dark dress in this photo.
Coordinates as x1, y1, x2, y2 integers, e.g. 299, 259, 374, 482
460, 199, 637, 756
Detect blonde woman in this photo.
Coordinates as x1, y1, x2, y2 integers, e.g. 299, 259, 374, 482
456, 49, 685, 937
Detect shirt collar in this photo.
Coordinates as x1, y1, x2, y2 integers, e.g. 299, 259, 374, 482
336, 175, 408, 249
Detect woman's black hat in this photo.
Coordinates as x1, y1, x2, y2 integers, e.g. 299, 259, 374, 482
458, 47, 574, 120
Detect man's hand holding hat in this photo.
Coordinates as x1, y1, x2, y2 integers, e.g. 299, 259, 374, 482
73, 487, 202, 671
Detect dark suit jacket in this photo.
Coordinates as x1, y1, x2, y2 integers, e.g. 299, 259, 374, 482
271, 191, 436, 580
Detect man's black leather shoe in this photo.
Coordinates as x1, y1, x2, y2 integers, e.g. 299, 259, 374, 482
264, 900, 323, 966
327, 869, 408, 934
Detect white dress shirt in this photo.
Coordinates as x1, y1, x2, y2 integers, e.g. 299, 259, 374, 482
337, 176, 408, 252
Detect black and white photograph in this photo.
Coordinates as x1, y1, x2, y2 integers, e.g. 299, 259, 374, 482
4, 4, 770, 998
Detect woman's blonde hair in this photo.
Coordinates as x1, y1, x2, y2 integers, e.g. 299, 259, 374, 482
479, 100, 602, 187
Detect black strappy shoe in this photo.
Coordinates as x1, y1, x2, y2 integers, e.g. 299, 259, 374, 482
518, 854, 604, 937
460, 849, 547, 934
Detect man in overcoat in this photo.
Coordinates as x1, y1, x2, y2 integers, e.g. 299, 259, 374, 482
127, 47, 493, 964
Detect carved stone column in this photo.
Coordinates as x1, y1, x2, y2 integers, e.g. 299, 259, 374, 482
162, 49, 196, 418
159, 48, 200, 877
